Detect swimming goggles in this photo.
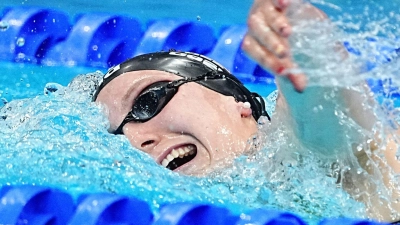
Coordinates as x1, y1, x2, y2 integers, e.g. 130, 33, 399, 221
114, 71, 224, 134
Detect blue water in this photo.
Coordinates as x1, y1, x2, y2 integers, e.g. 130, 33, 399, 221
1, 0, 400, 224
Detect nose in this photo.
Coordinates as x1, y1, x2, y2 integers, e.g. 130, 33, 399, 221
141, 140, 156, 148
122, 124, 161, 156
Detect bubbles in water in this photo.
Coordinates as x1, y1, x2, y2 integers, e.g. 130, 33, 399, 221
0, 98, 7, 107
44, 82, 64, 95
0, 20, 9, 31
16, 37, 25, 47
196, 16, 201, 21
1, 1, 400, 222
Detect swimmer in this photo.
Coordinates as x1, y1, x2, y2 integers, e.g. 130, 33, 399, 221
93, 0, 400, 222
93, 51, 266, 175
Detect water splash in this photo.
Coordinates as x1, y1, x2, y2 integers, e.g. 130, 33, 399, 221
279, 0, 400, 221
0, 1, 400, 223
0, 70, 365, 223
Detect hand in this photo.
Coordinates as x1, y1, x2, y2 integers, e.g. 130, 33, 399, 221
242, 0, 326, 92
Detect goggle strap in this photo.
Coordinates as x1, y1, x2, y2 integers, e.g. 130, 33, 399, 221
251, 92, 271, 121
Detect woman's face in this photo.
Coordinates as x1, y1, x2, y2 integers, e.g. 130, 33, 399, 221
96, 70, 258, 176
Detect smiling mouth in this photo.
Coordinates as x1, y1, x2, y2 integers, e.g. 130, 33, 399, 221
161, 144, 197, 170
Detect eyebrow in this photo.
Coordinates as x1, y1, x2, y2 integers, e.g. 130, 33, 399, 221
119, 72, 176, 109
120, 78, 148, 109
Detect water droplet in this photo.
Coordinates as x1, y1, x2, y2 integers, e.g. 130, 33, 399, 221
92, 45, 98, 51
17, 53, 25, 59
196, 16, 201, 21
0, 20, 9, 31
1, 98, 8, 105
16, 37, 25, 47
44, 83, 63, 95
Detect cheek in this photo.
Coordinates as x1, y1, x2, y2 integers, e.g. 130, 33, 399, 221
97, 100, 126, 131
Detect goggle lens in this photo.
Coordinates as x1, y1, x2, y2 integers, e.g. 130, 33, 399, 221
132, 91, 160, 120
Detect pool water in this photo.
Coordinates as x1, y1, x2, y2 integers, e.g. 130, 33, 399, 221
1, 0, 400, 224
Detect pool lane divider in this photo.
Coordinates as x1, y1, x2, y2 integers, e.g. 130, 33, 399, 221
1, 6, 398, 93
1, 6, 398, 94
0, 185, 389, 225
0, 6, 274, 84
42, 13, 142, 68
0, 7, 70, 64
0, 6, 397, 224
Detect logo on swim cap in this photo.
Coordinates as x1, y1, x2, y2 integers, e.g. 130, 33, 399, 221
98, 64, 121, 88
103, 64, 121, 80
168, 51, 226, 73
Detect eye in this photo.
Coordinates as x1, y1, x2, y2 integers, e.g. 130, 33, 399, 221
130, 81, 170, 120
132, 91, 159, 119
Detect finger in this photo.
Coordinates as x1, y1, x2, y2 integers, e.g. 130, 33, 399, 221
269, 15, 292, 38
272, 0, 290, 10
247, 14, 289, 58
287, 73, 307, 92
258, 1, 292, 37
242, 35, 307, 92
248, 3, 292, 37
242, 34, 292, 74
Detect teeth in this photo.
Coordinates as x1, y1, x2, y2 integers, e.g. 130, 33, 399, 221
167, 154, 174, 161
162, 159, 169, 167
161, 145, 196, 167
178, 149, 185, 158
184, 147, 190, 153
171, 149, 179, 158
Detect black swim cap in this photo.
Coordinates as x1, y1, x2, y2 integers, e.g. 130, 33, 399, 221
93, 51, 270, 121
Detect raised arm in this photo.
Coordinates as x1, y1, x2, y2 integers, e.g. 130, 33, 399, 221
243, 0, 400, 222
242, 0, 326, 92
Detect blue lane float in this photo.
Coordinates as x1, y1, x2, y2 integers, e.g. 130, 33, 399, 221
42, 13, 142, 68
207, 25, 274, 81
236, 209, 307, 225
154, 203, 236, 225
0, 7, 70, 63
0, 185, 390, 225
0, 186, 74, 225
69, 193, 153, 225
134, 19, 216, 56
0, 6, 397, 225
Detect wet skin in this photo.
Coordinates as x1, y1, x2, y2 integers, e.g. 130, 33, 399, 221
96, 70, 258, 176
